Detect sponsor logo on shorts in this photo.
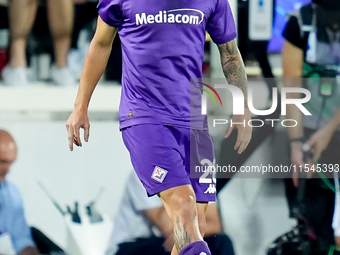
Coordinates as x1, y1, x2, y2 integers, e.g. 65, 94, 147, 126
151, 166, 168, 183
204, 184, 216, 194
136, 9, 204, 26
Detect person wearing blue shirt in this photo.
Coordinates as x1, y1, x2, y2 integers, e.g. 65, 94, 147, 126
0, 130, 39, 255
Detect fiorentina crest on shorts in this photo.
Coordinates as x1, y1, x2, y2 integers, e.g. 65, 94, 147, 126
151, 166, 168, 183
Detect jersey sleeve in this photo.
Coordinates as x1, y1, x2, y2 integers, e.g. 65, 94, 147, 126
282, 15, 305, 50
206, 0, 237, 45
8, 185, 34, 254
97, 0, 123, 27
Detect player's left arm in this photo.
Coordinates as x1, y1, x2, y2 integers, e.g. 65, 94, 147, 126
66, 17, 118, 151
217, 39, 252, 154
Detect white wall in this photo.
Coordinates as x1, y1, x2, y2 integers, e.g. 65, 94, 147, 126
0, 121, 133, 251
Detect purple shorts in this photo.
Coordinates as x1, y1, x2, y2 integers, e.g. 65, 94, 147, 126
122, 124, 216, 202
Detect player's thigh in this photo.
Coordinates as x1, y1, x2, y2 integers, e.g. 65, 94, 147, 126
122, 124, 191, 197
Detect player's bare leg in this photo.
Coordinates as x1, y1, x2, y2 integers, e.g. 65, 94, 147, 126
169, 201, 209, 255
47, 0, 73, 68
196, 202, 208, 237
8, 0, 38, 67
160, 185, 211, 255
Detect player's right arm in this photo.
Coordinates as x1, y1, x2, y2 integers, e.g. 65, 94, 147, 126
66, 16, 118, 151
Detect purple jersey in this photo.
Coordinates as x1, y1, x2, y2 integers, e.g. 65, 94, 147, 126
97, 0, 237, 130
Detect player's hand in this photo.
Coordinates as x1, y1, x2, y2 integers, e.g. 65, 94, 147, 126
307, 124, 334, 161
224, 108, 252, 154
66, 107, 90, 151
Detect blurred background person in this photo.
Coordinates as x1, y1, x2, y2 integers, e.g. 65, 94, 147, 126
68, 0, 97, 80
106, 171, 235, 255
68, 0, 123, 83
0, 129, 65, 255
268, 0, 340, 254
1, 0, 74, 87
0, 129, 40, 255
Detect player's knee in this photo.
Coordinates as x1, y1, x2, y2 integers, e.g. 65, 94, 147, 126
169, 193, 197, 222
179, 195, 197, 222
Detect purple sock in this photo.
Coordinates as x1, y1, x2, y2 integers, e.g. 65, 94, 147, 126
178, 241, 212, 255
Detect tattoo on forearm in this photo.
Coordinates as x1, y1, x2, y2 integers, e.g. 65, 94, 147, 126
218, 39, 248, 108
174, 217, 192, 252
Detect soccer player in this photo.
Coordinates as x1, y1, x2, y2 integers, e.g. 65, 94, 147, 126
66, 0, 252, 254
